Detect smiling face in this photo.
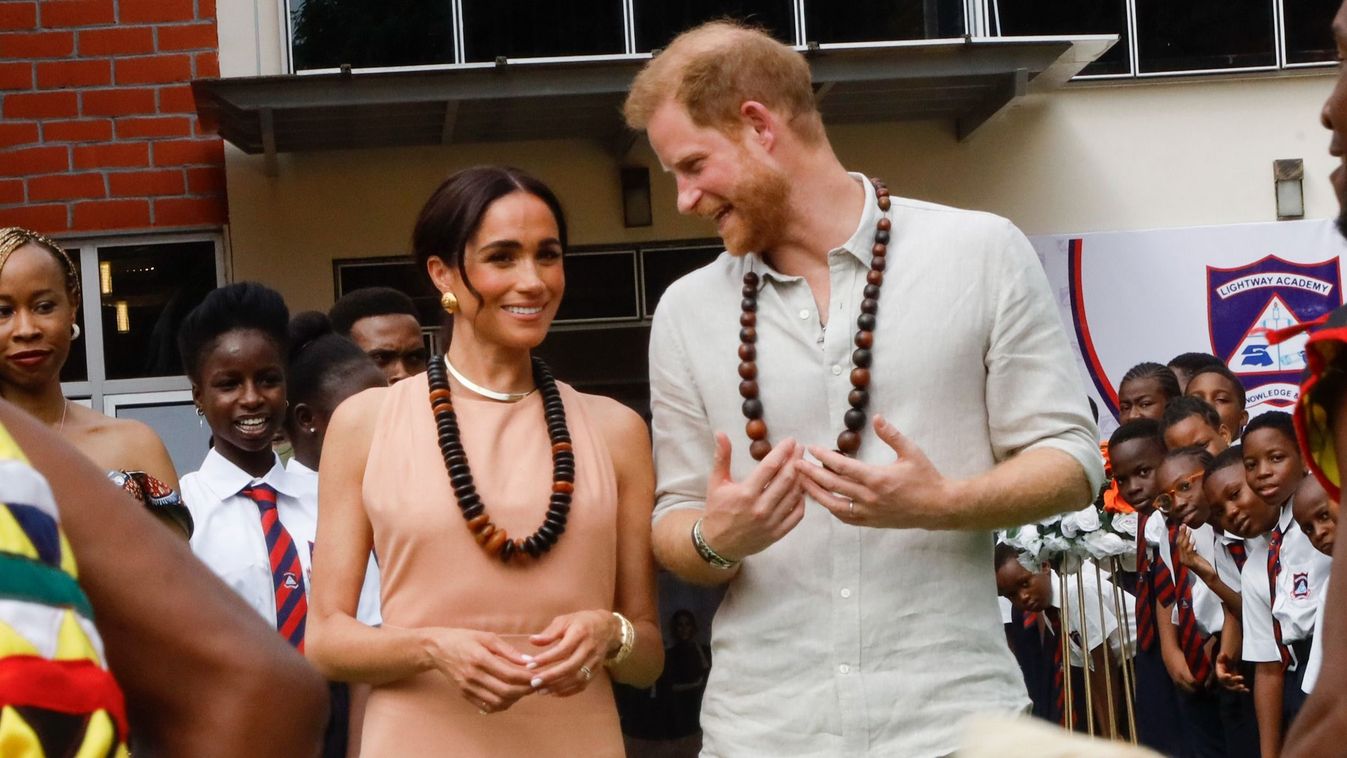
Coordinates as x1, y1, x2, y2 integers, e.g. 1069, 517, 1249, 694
1242, 426, 1305, 509
1186, 372, 1248, 437
192, 328, 287, 475
1205, 463, 1279, 538
1322, 1, 1347, 237
1293, 475, 1338, 555
995, 559, 1053, 614
646, 99, 792, 255
1119, 377, 1169, 423
1110, 437, 1166, 512
0, 244, 76, 394
1156, 456, 1211, 528
432, 191, 565, 353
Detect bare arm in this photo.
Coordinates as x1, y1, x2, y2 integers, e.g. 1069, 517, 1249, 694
1156, 601, 1196, 693
122, 418, 181, 490
1254, 661, 1285, 758
0, 399, 327, 758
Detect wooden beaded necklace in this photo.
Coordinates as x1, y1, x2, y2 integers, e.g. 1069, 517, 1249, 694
739, 177, 892, 461
427, 355, 575, 562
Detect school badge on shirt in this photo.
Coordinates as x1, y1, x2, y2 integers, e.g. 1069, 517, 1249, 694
1208, 256, 1340, 410
1293, 572, 1311, 599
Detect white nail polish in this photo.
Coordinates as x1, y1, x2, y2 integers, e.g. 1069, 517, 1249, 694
531, 677, 544, 688
522, 654, 534, 662
526, 661, 538, 670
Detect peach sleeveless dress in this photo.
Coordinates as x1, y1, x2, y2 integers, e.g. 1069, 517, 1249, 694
359, 371, 623, 756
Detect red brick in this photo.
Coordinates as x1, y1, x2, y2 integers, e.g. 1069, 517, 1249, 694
43, 119, 112, 142
40, 0, 115, 28
193, 50, 218, 78
109, 168, 183, 196
113, 115, 189, 139
0, 122, 40, 147
156, 84, 196, 113
81, 87, 155, 117
154, 196, 225, 227
157, 21, 216, 51
73, 198, 150, 230
199, 0, 215, 19
28, 172, 105, 201
0, 61, 30, 89
79, 26, 154, 55
120, 0, 194, 23
0, 146, 69, 177
0, 3, 36, 32
0, 30, 75, 58
152, 138, 221, 167
185, 165, 224, 194
0, 204, 69, 231
115, 53, 191, 85
4, 90, 78, 119
73, 142, 149, 169
36, 59, 110, 88
0, 179, 23, 204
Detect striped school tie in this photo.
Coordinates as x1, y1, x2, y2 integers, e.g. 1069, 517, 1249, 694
1170, 525, 1213, 685
1267, 526, 1291, 668
1135, 512, 1157, 652
241, 484, 307, 651
1227, 540, 1248, 573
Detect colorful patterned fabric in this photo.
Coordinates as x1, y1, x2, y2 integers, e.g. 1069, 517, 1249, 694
0, 420, 129, 756
108, 469, 193, 538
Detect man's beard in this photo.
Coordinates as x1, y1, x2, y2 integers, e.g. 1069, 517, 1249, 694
717, 159, 792, 256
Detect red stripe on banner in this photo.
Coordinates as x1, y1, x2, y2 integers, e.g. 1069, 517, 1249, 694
0, 656, 127, 737
1069, 238, 1120, 417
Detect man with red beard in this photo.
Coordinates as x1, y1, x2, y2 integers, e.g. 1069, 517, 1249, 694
624, 21, 1103, 756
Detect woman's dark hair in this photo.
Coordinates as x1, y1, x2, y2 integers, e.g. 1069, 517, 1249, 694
286, 310, 376, 410
1241, 410, 1297, 447
1120, 362, 1181, 400
177, 282, 290, 380
411, 166, 568, 304
1188, 364, 1248, 408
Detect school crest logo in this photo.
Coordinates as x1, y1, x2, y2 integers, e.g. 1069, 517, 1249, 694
1207, 256, 1340, 409
283, 571, 300, 590
1293, 572, 1310, 600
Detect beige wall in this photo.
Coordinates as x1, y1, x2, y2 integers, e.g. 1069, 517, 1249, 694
223, 68, 1342, 313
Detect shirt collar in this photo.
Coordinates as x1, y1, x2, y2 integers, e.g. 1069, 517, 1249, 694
196, 447, 298, 501
747, 172, 883, 285
286, 458, 316, 478
1278, 496, 1296, 533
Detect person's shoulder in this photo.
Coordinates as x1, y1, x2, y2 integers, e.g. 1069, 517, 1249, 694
574, 390, 648, 443
330, 385, 391, 427
889, 196, 1022, 250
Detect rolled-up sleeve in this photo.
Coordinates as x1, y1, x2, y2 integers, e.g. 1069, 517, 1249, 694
649, 284, 716, 524
984, 220, 1105, 496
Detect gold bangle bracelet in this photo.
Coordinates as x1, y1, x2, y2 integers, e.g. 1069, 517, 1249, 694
605, 611, 636, 667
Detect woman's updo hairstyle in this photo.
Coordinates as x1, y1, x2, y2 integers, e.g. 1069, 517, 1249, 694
411, 166, 568, 303
177, 282, 290, 380
286, 310, 376, 410
0, 227, 81, 304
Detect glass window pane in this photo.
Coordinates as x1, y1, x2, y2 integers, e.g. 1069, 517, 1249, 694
556, 251, 639, 322
640, 245, 722, 317
333, 258, 440, 325
462, 0, 624, 61
289, 0, 455, 70
993, 0, 1130, 76
635, 0, 795, 52
1285, 0, 1339, 64
804, 0, 965, 44
97, 241, 217, 380
1135, 0, 1276, 74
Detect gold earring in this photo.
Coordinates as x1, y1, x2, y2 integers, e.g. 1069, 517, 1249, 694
441, 291, 459, 314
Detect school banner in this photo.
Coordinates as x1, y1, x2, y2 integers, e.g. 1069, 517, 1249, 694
1031, 219, 1347, 438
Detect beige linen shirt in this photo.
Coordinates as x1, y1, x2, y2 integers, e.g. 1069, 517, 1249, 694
649, 175, 1104, 757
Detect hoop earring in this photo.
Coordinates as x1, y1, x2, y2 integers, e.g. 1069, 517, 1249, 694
441, 291, 459, 314
70, 323, 81, 340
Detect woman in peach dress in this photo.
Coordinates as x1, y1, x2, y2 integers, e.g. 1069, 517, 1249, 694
306, 167, 662, 756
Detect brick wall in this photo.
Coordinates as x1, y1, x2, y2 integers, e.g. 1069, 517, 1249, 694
0, 0, 227, 234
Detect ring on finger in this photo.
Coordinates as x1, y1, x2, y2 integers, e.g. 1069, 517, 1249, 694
580, 665, 593, 681
847, 499, 855, 516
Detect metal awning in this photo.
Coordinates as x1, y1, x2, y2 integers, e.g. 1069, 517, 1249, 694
193, 35, 1114, 170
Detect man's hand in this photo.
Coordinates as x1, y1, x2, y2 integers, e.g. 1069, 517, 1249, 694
797, 415, 955, 529
698, 433, 806, 562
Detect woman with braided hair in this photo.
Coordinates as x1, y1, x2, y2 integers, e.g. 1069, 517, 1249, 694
0, 227, 190, 539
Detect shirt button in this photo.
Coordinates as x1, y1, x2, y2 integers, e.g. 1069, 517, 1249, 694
799, 309, 810, 320
838, 663, 851, 675
840, 588, 852, 598
831, 365, 842, 376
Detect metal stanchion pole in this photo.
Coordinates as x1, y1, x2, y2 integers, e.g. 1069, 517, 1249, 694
1093, 561, 1118, 739
1110, 556, 1139, 744
1074, 569, 1096, 737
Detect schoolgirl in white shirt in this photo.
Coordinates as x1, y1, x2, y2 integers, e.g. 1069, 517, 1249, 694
1290, 473, 1337, 694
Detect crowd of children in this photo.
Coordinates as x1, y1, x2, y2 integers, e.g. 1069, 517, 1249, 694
997, 354, 1338, 758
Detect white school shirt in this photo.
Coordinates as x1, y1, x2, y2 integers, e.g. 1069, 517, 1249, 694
650, 175, 1104, 757
286, 459, 383, 627
181, 449, 314, 626
1214, 531, 1244, 593
1241, 500, 1332, 662
1048, 564, 1136, 667
1154, 521, 1225, 637
1303, 576, 1328, 693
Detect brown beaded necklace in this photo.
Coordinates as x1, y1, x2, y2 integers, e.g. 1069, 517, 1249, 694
739, 177, 892, 461
427, 355, 574, 562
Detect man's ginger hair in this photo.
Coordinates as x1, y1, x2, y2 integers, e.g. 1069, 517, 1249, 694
623, 20, 824, 144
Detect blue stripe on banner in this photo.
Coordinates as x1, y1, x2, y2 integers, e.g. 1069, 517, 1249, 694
5, 503, 61, 568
